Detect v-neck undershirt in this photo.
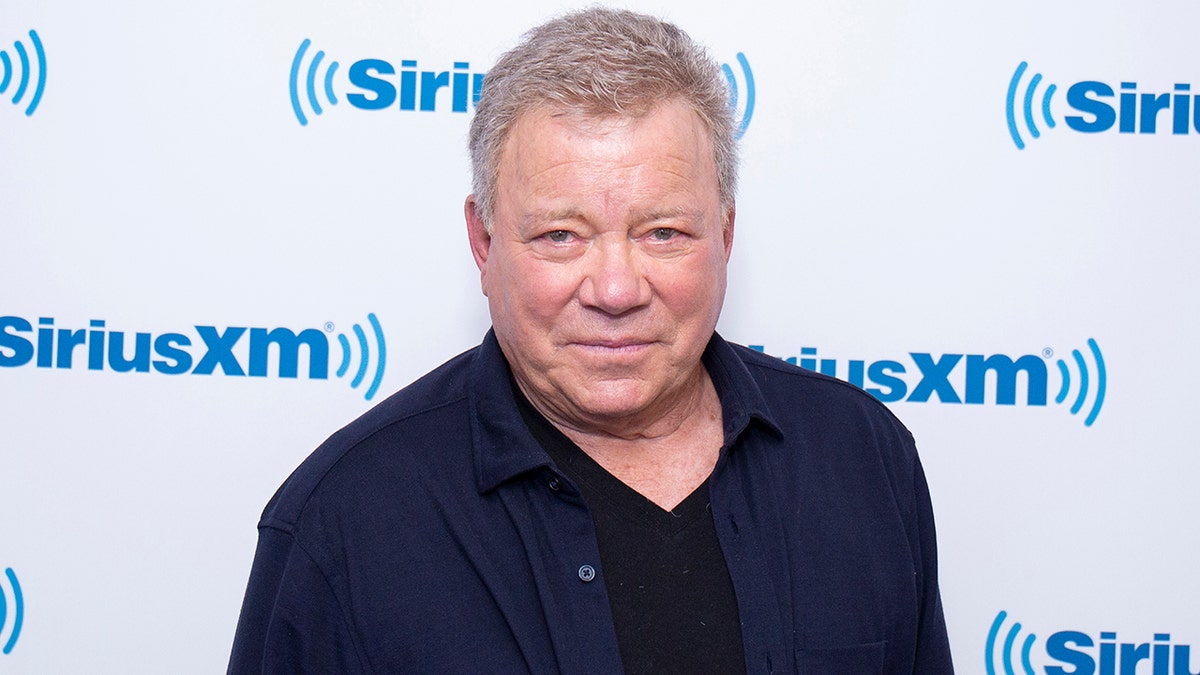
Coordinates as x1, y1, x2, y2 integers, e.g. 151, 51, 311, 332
513, 381, 747, 675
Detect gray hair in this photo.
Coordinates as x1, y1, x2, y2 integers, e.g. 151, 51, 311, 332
468, 7, 738, 227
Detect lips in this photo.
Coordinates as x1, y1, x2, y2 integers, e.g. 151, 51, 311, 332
569, 339, 656, 358
575, 338, 651, 349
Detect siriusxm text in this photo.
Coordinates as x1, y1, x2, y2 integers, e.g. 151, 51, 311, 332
0, 316, 328, 378
1066, 81, 1200, 135
1046, 630, 1197, 675
348, 59, 484, 112
748, 345, 1047, 405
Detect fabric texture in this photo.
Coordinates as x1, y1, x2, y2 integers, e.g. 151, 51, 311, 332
228, 330, 954, 674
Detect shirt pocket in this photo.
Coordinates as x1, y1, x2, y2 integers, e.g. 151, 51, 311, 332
795, 641, 886, 674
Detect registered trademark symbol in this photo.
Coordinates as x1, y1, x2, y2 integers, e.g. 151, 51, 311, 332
1042, 347, 1054, 359
324, 321, 335, 333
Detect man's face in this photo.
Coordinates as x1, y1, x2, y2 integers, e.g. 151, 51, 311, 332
466, 99, 734, 430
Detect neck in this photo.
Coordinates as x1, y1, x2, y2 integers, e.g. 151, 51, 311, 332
519, 367, 726, 510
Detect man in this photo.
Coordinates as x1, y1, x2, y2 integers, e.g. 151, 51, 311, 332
229, 8, 953, 674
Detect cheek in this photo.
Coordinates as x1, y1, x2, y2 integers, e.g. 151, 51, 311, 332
655, 252, 727, 314
498, 259, 580, 321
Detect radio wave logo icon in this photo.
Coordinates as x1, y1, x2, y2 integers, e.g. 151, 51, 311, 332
290, 38, 340, 126
1050, 338, 1106, 427
329, 312, 386, 401
987, 610, 1038, 675
722, 53, 755, 139
1, 29, 47, 117
0, 568, 24, 655
1006, 61, 1057, 150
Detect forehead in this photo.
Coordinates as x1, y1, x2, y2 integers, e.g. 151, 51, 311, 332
496, 100, 719, 198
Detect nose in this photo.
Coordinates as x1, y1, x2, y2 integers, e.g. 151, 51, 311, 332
578, 234, 651, 315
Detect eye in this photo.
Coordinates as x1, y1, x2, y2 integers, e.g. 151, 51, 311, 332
544, 230, 573, 243
650, 227, 678, 241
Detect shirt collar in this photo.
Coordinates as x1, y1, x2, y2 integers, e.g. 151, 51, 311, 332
701, 334, 784, 444
469, 329, 783, 494
469, 330, 551, 494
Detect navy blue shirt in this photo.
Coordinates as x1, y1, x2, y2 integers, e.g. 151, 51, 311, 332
228, 331, 953, 674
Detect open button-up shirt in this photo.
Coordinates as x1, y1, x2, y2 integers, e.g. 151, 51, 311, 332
229, 331, 953, 674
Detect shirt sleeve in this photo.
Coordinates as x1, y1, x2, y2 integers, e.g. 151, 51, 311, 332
227, 526, 366, 675
911, 455, 955, 673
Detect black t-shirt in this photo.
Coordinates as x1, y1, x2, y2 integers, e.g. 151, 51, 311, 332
514, 384, 747, 675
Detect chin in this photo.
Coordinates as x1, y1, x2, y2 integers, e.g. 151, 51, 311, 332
569, 381, 656, 419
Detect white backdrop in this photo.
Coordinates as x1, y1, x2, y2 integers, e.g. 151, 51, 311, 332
2, 1, 1198, 672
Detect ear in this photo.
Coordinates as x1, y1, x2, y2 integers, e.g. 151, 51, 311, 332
722, 204, 736, 261
464, 195, 492, 295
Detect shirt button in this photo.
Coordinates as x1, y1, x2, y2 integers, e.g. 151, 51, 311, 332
577, 564, 596, 582
548, 477, 561, 492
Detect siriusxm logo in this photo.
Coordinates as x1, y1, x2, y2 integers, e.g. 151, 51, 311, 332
749, 338, 1107, 426
1, 29, 46, 117
0, 568, 22, 655
987, 610, 1199, 675
0, 313, 387, 401
723, 52, 755, 139
1007, 61, 1200, 149
288, 39, 485, 125
289, 38, 756, 137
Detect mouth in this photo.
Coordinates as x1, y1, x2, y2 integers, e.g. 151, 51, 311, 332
571, 339, 654, 353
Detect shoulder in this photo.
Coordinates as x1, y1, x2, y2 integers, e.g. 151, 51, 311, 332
719, 340, 920, 495
731, 341, 914, 445
258, 345, 480, 532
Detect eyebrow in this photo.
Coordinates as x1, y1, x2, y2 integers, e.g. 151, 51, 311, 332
521, 206, 702, 230
521, 209, 584, 229
632, 207, 702, 223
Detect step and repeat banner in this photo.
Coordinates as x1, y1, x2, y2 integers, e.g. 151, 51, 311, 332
2, 1, 1198, 672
